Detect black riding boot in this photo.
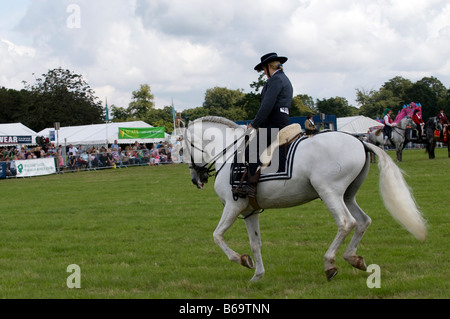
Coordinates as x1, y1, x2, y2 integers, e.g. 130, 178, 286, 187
246, 168, 261, 199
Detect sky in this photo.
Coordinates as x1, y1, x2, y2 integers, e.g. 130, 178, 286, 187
1, 0, 450, 113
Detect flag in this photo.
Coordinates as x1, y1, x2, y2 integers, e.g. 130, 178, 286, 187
171, 98, 176, 133
105, 97, 109, 122
171, 100, 176, 120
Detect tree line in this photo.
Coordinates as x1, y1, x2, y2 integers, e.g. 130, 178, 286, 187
1, 67, 449, 133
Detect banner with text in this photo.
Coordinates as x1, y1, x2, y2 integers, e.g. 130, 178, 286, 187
0, 136, 33, 145
118, 127, 165, 139
15, 158, 56, 178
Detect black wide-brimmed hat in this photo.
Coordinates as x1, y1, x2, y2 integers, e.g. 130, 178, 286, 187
254, 52, 288, 71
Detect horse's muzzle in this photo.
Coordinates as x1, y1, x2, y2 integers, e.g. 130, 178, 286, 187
192, 178, 205, 189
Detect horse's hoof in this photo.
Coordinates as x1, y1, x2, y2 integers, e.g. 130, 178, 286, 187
250, 273, 264, 282
346, 255, 367, 271
325, 267, 338, 281
240, 254, 254, 269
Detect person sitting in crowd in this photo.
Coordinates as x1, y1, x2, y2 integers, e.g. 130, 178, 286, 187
68, 152, 77, 170
111, 148, 120, 166
104, 149, 115, 167
0, 140, 179, 176
77, 151, 89, 169
151, 145, 160, 165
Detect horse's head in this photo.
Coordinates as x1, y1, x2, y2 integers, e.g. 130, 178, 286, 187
183, 126, 210, 189
403, 116, 417, 130
435, 117, 443, 132
424, 116, 442, 133
189, 163, 210, 189
184, 116, 241, 189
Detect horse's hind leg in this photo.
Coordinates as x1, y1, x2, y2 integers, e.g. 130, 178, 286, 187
343, 198, 371, 271
320, 192, 356, 280
343, 156, 371, 271
244, 213, 265, 281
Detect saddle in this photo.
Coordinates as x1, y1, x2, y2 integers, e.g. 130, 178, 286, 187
260, 123, 303, 167
231, 124, 304, 204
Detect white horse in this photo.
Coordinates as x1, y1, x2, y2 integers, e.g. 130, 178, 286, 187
368, 116, 417, 162
184, 116, 426, 282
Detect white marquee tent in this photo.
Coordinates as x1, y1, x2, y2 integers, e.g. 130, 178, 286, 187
37, 121, 169, 146
337, 116, 382, 134
0, 123, 38, 146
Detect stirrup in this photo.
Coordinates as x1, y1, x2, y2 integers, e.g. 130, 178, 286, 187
232, 167, 249, 200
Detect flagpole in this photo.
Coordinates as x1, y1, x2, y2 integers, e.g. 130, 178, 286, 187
172, 98, 176, 135
105, 97, 109, 148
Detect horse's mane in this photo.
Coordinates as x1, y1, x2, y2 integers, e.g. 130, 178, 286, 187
190, 116, 240, 129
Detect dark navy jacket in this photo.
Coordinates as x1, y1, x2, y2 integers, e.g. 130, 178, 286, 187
250, 70, 293, 129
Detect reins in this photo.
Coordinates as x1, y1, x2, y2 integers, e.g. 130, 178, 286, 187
185, 127, 249, 179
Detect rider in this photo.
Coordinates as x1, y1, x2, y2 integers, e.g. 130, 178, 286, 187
238, 52, 293, 203
383, 108, 395, 145
437, 108, 449, 125
412, 108, 425, 139
437, 108, 449, 140
304, 114, 317, 136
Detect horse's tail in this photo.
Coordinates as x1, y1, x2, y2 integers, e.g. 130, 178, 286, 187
364, 142, 427, 241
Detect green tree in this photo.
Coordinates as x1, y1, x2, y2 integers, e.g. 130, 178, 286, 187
145, 106, 174, 134
0, 87, 32, 124
127, 84, 154, 119
24, 67, 103, 131
291, 94, 315, 116
357, 86, 405, 119
249, 73, 267, 93
381, 76, 413, 103
297, 94, 316, 114
235, 92, 260, 120
181, 106, 210, 124
110, 104, 131, 122
404, 81, 438, 120
200, 86, 247, 121
405, 76, 448, 119
316, 97, 358, 117
203, 87, 245, 111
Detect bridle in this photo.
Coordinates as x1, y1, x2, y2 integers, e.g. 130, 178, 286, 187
393, 116, 414, 132
184, 127, 250, 179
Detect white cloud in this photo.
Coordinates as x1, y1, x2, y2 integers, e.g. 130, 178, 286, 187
1, 0, 450, 112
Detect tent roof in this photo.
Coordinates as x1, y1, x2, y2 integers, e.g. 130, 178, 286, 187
37, 121, 169, 146
337, 116, 382, 134
0, 122, 37, 135
0, 123, 38, 146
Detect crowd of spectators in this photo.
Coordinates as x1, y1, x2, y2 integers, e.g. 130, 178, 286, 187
0, 137, 183, 177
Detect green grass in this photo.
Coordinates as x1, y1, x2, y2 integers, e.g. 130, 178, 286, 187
0, 148, 448, 298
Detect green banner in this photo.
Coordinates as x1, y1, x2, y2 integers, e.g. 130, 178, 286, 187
118, 127, 165, 139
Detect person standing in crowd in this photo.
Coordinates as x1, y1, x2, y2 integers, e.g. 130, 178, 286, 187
56, 145, 64, 171
111, 140, 119, 151
9, 155, 17, 176
68, 144, 78, 156
234, 52, 293, 203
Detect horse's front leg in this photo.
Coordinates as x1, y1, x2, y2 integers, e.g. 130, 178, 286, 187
213, 203, 252, 268
396, 143, 403, 162
244, 213, 265, 281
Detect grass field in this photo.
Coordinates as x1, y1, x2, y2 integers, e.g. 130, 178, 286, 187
0, 147, 448, 299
